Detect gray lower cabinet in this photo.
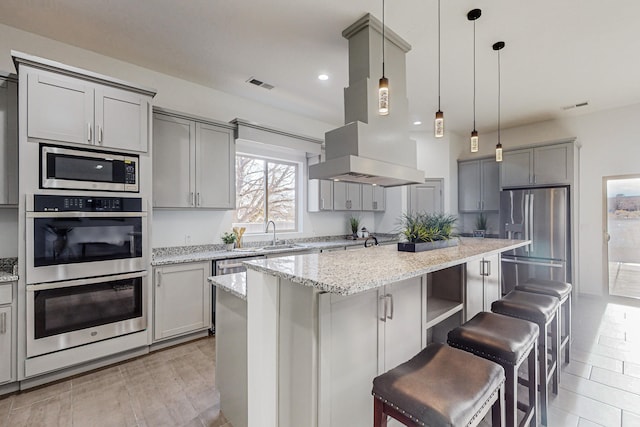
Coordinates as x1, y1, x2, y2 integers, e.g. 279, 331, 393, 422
0, 282, 14, 385
333, 182, 362, 211
465, 254, 501, 320
501, 142, 573, 188
24, 67, 151, 152
361, 184, 385, 211
153, 262, 211, 341
153, 110, 235, 209
0, 74, 17, 205
458, 158, 499, 212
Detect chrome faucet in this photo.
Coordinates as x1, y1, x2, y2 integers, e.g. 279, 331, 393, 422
265, 220, 277, 246
364, 236, 378, 248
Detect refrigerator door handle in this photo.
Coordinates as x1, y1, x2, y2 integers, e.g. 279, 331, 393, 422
523, 193, 529, 253
529, 193, 535, 252
501, 258, 564, 268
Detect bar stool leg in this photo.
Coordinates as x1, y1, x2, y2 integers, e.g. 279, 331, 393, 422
373, 398, 387, 427
491, 383, 505, 427
528, 340, 539, 427
565, 293, 572, 364
505, 364, 517, 427
552, 308, 561, 395
539, 324, 549, 426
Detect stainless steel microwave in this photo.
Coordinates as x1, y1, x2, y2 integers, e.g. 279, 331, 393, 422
41, 145, 139, 192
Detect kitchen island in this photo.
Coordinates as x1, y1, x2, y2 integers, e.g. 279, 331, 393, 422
215, 238, 528, 427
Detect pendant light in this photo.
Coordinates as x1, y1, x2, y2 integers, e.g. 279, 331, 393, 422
434, 0, 444, 137
467, 9, 481, 152
378, 0, 389, 115
493, 41, 505, 162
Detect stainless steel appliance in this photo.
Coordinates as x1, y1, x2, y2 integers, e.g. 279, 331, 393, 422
500, 186, 570, 294
41, 145, 139, 192
26, 271, 147, 357
211, 255, 265, 332
26, 194, 147, 284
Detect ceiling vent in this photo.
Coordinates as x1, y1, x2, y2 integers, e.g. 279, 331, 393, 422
247, 77, 274, 90
562, 101, 589, 110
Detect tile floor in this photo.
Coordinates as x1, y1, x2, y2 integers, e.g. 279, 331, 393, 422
1, 294, 639, 426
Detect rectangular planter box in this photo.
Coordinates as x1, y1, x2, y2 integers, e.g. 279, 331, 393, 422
397, 239, 459, 253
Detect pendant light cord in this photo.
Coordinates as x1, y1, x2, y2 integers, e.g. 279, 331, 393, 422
497, 48, 501, 143
473, 19, 476, 131
437, 0, 441, 110
382, 0, 385, 77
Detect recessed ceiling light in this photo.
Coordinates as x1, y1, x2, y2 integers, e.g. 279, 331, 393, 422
318, 74, 329, 81
413, 121, 422, 125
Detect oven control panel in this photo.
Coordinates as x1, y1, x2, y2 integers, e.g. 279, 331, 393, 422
34, 195, 143, 212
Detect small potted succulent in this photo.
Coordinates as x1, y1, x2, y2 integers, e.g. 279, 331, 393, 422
397, 212, 458, 252
221, 232, 237, 251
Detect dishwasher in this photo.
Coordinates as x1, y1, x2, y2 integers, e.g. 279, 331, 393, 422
211, 255, 266, 333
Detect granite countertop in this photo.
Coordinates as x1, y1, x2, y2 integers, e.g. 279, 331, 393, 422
244, 238, 529, 296
0, 257, 18, 283
208, 273, 246, 301
151, 235, 396, 266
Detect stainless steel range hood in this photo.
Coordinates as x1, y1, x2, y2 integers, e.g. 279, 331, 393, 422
309, 14, 425, 187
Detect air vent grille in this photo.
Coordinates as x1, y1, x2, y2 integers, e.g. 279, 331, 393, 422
246, 77, 274, 90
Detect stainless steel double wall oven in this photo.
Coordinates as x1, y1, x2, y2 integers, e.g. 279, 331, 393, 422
25, 192, 148, 357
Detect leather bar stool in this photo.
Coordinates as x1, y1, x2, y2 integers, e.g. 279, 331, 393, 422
491, 290, 560, 426
372, 343, 505, 427
448, 312, 539, 427
515, 279, 572, 364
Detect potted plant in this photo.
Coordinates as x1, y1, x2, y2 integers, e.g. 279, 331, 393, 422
349, 216, 360, 239
221, 232, 237, 251
397, 212, 458, 252
474, 212, 487, 238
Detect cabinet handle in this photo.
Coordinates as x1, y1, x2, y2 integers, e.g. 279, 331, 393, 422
98, 126, 103, 144
197, 192, 201, 206
189, 192, 195, 206
321, 198, 324, 210
478, 201, 481, 210
87, 122, 92, 142
1, 312, 6, 334
480, 260, 491, 277
386, 294, 394, 320
373, 201, 378, 210
379, 295, 388, 322
157, 271, 162, 287
533, 175, 537, 184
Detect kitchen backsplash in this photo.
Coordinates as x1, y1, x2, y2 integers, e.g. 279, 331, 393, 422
0, 257, 17, 274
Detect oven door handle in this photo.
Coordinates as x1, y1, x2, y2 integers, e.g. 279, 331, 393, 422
26, 271, 148, 291
26, 211, 147, 218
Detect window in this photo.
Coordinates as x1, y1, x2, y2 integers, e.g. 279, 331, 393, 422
233, 154, 298, 233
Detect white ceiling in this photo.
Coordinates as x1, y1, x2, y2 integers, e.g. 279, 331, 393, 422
1, 0, 640, 136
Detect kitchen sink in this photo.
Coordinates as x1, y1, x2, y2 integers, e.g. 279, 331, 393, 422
257, 244, 306, 251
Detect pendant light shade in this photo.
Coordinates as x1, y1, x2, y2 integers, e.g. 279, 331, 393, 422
434, 0, 444, 138
468, 9, 481, 152
493, 41, 505, 162
378, 0, 389, 115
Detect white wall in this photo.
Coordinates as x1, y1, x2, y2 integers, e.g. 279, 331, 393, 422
453, 103, 640, 296
0, 208, 17, 257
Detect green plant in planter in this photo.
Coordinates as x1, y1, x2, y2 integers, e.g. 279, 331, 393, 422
349, 216, 360, 236
221, 232, 237, 245
475, 212, 488, 231
399, 212, 457, 243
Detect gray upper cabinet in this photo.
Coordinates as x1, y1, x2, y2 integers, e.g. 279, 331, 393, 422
501, 142, 573, 188
25, 68, 151, 152
0, 75, 17, 205
361, 184, 385, 211
333, 182, 362, 211
458, 158, 499, 212
153, 110, 235, 209
308, 179, 333, 212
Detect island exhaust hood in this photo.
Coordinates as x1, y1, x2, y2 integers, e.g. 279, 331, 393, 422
309, 14, 425, 187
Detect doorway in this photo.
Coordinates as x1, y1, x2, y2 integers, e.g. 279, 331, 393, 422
605, 175, 640, 298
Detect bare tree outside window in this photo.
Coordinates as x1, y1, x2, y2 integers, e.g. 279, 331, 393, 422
234, 155, 298, 233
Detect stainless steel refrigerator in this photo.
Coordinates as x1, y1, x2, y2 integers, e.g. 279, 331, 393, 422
500, 186, 570, 294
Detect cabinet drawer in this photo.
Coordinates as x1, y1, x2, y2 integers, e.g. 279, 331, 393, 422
0, 284, 12, 305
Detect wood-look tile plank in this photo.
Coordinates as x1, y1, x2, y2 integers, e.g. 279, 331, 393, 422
198, 406, 228, 427
591, 366, 640, 394
561, 372, 640, 417
0, 395, 13, 427
571, 348, 624, 373
11, 380, 71, 410
623, 410, 640, 426
550, 388, 621, 427
578, 418, 607, 427
599, 335, 640, 353
547, 405, 580, 427
6, 391, 72, 427
624, 361, 640, 379
565, 360, 593, 379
